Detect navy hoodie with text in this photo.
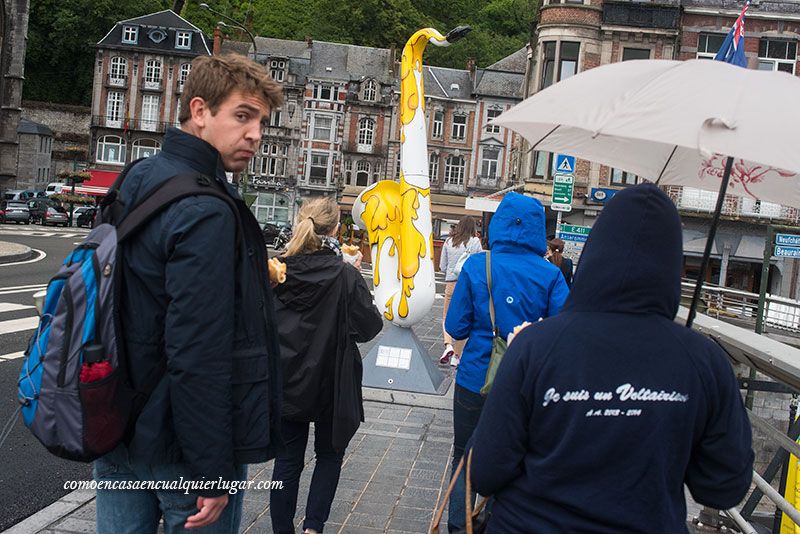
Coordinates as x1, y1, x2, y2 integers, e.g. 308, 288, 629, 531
470, 184, 753, 533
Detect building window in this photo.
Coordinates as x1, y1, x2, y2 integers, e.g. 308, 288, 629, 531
270, 110, 282, 127
145, 59, 162, 85
109, 57, 127, 85
429, 152, 439, 181
122, 26, 138, 44
432, 111, 444, 139
444, 155, 465, 185
395, 151, 401, 180
178, 63, 191, 89
309, 153, 329, 184
141, 95, 160, 132
312, 115, 333, 140
356, 160, 371, 186
260, 144, 287, 176
175, 31, 192, 50
451, 114, 467, 141
541, 41, 580, 90
480, 147, 500, 178
253, 192, 290, 225
358, 117, 375, 146
270, 60, 286, 82
313, 84, 334, 100
758, 39, 797, 74
622, 48, 650, 61
106, 91, 124, 127
175, 100, 181, 128
97, 135, 126, 164
131, 138, 161, 159
485, 108, 502, 134
363, 79, 377, 101
533, 151, 553, 180
697, 33, 725, 59
611, 168, 638, 186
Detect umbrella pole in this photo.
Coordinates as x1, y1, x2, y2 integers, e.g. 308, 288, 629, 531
686, 155, 735, 328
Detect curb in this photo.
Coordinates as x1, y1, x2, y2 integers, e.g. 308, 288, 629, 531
363, 381, 454, 410
1, 489, 95, 534
0, 246, 34, 265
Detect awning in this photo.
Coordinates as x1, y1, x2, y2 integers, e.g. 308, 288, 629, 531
72, 169, 119, 197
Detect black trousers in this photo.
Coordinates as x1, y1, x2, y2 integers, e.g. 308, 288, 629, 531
270, 416, 346, 533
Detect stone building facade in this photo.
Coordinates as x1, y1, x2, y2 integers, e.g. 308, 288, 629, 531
14, 118, 52, 191
0, 0, 30, 192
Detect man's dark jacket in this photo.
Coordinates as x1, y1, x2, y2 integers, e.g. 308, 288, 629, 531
470, 184, 753, 533
114, 128, 283, 496
274, 250, 382, 450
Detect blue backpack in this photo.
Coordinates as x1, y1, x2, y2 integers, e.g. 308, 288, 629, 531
17, 161, 241, 461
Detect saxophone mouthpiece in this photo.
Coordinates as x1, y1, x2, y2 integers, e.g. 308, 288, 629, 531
445, 26, 472, 43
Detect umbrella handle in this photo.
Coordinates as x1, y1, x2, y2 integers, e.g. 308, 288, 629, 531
686, 155, 734, 328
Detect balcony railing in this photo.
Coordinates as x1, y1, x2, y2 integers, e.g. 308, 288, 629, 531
342, 142, 386, 156
475, 174, 499, 189
602, 1, 680, 30
142, 79, 163, 91
107, 74, 128, 88
442, 181, 466, 194
661, 185, 800, 223
91, 115, 170, 133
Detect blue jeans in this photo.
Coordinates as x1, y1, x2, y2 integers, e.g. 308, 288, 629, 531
448, 384, 486, 533
270, 417, 346, 534
94, 445, 246, 534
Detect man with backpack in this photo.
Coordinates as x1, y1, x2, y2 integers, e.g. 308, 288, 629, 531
91, 54, 284, 532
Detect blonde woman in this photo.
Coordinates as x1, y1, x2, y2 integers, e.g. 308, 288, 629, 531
270, 198, 382, 534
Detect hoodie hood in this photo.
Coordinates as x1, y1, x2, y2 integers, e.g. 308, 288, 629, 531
563, 184, 682, 318
489, 192, 547, 256
275, 252, 344, 311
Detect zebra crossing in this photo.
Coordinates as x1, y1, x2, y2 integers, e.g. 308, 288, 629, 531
0, 227, 90, 239
0, 283, 46, 363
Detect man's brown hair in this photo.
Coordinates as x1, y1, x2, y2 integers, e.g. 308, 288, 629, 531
178, 54, 283, 123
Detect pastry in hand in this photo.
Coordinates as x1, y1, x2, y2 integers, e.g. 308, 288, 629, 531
268, 257, 287, 284
341, 244, 360, 256
507, 321, 532, 345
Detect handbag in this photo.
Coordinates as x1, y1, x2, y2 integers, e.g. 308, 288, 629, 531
480, 251, 507, 397
430, 448, 489, 534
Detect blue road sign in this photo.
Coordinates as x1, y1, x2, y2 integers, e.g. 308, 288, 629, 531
555, 154, 576, 175
776, 233, 800, 247
775, 245, 800, 258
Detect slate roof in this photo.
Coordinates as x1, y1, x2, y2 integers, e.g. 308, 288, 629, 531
18, 118, 53, 136
220, 40, 251, 56
97, 10, 211, 56
423, 66, 474, 100
308, 41, 394, 84
474, 69, 524, 99
487, 47, 528, 73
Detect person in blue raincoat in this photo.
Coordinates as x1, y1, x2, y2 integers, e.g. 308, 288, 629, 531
444, 191, 569, 533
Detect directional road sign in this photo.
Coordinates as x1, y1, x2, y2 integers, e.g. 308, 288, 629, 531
551, 173, 574, 212
775, 245, 800, 258
776, 233, 800, 247
559, 224, 591, 242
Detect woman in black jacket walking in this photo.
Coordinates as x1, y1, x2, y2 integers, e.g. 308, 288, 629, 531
270, 197, 383, 534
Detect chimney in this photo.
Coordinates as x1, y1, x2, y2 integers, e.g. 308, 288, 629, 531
213, 27, 222, 55
467, 57, 476, 85
389, 44, 396, 75
305, 35, 313, 48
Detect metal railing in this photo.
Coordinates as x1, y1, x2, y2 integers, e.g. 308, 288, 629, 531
680, 278, 800, 334
602, 1, 681, 29
663, 186, 800, 224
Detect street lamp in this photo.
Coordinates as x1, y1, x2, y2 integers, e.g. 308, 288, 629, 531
199, 3, 259, 62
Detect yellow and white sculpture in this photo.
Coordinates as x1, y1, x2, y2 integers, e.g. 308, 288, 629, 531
352, 26, 470, 327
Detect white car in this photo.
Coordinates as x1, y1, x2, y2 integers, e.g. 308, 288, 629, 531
44, 182, 65, 196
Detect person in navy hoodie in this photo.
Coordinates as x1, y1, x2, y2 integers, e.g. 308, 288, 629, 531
444, 192, 569, 532
469, 184, 753, 533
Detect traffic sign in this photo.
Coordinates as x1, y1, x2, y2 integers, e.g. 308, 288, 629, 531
559, 224, 591, 243
551, 173, 574, 212
776, 233, 800, 247
775, 245, 800, 258
555, 154, 576, 174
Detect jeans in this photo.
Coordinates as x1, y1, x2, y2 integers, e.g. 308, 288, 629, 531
448, 384, 486, 533
94, 445, 246, 534
270, 417, 346, 533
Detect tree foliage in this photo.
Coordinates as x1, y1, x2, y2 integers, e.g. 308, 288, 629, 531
24, 0, 536, 105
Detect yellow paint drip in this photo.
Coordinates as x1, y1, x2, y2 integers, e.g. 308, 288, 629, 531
358, 176, 431, 319
399, 28, 445, 127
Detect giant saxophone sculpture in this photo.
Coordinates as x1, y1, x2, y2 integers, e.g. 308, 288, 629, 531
352, 26, 470, 327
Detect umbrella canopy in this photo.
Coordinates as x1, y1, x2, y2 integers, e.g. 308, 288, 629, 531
494, 59, 800, 208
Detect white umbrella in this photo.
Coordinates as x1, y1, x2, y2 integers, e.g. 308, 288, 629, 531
494, 59, 800, 326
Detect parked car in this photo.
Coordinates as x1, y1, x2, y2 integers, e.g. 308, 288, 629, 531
75, 207, 97, 228
41, 206, 69, 227
3, 190, 36, 201
44, 182, 65, 196
27, 198, 64, 224
1, 201, 31, 224
262, 222, 282, 244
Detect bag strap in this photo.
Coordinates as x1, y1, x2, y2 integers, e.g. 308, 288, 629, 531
429, 450, 490, 534
486, 251, 497, 336
115, 174, 243, 251
430, 456, 465, 533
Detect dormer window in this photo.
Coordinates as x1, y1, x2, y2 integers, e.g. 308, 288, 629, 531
270, 60, 286, 82
176, 31, 192, 50
122, 26, 138, 44
363, 79, 377, 101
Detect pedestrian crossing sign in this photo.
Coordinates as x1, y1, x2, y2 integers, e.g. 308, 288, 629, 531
556, 154, 576, 175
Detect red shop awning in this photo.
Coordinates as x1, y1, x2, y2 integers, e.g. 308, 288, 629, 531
73, 169, 119, 197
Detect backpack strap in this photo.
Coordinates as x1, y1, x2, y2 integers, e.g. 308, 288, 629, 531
485, 251, 497, 336
98, 158, 148, 225
115, 174, 243, 251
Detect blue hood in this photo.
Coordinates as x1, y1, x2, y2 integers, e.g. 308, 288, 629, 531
489, 192, 547, 256
564, 184, 682, 318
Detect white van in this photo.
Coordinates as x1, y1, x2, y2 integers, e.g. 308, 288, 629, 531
44, 183, 65, 196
